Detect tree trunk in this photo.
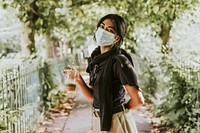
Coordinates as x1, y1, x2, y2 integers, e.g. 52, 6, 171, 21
20, 23, 31, 55
20, 0, 38, 55
43, 34, 55, 59
160, 23, 172, 54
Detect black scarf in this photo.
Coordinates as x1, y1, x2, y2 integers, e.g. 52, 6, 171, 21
87, 46, 119, 131
86, 46, 133, 131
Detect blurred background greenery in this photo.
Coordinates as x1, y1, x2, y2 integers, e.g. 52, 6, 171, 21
0, 0, 200, 132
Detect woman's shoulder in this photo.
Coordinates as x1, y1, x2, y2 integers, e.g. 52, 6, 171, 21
114, 54, 128, 60
112, 54, 131, 64
112, 54, 130, 70
112, 52, 134, 70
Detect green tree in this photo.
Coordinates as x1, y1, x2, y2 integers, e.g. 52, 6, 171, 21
2, 0, 67, 55
63, 0, 198, 53
3, 0, 198, 55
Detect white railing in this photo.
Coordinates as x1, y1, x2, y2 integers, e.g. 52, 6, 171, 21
0, 57, 70, 133
0, 59, 43, 133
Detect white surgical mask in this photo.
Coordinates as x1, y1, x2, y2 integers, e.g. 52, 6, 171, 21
94, 27, 115, 46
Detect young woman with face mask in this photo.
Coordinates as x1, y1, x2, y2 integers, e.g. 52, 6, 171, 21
64, 14, 144, 133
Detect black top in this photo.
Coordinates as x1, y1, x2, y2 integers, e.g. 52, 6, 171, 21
91, 54, 139, 109
86, 46, 139, 131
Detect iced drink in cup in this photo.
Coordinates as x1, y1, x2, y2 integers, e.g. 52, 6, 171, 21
64, 69, 77, 92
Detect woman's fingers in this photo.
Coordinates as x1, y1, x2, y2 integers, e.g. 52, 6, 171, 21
62, 66, 77, 77
62, 70, 67, 75
63, 66, 72, 75
64, 65, 74, 70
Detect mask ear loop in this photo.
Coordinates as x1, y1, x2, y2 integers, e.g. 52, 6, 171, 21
113, 35, 121, 45
93, 35, 96, 43
113, 34, 124, 49
93, 27, 98, 44
110, 35, 119, 48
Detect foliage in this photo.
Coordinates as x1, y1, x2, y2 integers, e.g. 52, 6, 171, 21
39, 61, 57, 110
2, 0, 68, 54
133, 2, 200, 131
156, 58, 200, 132
1, 0, 199, 54
0, 6, 22, 53
121, 0, 198, 53
170, 4, 200, 62
60, 0, 199, 53
0, 56, 68, 131
0, 109, 20, 131
1, 0, 200, 132
39, 59, 69, 110
0, 82, 20, 132
0, 56, 44, 131
0, 68, 22, 131
138, 57, 158, 101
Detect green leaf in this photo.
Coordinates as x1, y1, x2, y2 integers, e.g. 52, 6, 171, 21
153, 5, 159, 14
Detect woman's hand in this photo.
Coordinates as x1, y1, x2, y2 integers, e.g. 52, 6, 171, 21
63, 66, 94, 102
62, 66, 77, 80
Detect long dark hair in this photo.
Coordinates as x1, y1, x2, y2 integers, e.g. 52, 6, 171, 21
96, 14, 127, 47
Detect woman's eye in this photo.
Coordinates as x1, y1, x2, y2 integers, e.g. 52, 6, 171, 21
100, 25, 104, 29
107, 29, 115, 33
99, 24, 115, 34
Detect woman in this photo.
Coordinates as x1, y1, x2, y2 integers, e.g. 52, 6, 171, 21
65, 14, 144, 133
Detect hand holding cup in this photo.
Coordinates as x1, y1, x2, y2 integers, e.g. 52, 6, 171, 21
63, 66, 77, 92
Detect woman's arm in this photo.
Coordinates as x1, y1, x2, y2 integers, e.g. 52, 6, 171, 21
76, 73, 94, 103
124, 84, 144, 109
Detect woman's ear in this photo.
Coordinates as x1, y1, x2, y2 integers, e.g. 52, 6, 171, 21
114, 35, 120, 44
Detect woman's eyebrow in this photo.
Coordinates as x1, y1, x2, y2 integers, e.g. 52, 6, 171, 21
108, 26, 115, 30
100, 22, 105, 26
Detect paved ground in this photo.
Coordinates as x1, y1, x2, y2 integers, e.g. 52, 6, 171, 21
38, 72, 153, 133
63, 88, 93, 133
62, 88, 153, 133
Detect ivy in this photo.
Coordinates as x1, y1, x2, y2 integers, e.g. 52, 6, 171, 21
39, 61, 57, 110
39, 60, 69, 110
156, 60, 200, 132
0, 108, 20, 131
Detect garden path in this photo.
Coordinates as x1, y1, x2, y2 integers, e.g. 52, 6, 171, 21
37, 72, 157, 133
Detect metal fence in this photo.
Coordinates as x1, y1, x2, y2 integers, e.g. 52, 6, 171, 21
0, 59, 43, 133
0, 57, 69, 133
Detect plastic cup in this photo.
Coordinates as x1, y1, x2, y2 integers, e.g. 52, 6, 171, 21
64, 69, 77, 92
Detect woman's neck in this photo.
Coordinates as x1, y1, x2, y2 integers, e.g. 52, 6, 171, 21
100, 45, 113, 54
